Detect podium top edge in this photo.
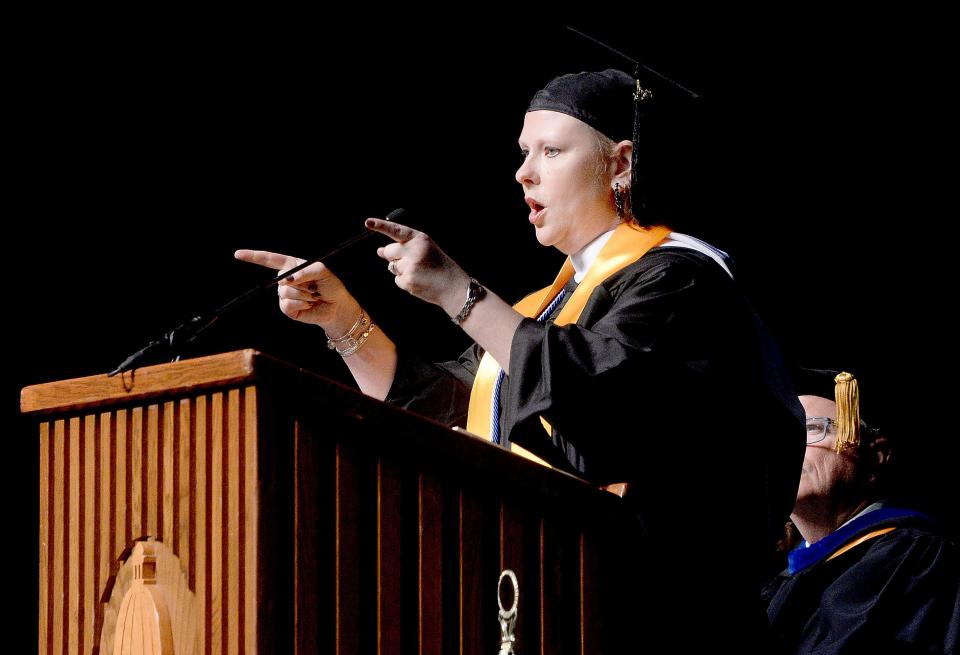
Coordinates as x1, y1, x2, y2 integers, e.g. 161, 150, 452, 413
19, 349, 283, 415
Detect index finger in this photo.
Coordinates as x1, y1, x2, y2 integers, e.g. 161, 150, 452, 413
365, 218, 417, 244
234, 249, 305, 273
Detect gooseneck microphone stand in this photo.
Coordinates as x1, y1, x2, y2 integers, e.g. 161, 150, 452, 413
107, 208, 404, 377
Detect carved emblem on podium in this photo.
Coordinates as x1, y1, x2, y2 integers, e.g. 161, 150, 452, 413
99, 538, 197, 655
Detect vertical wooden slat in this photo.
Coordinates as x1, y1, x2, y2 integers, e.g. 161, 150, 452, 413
243, 387, 257, 655
578, 531, 603, 654
227, 388, 241, 655
497, 504, 505, 574
53, 419, 65, 655
176, 563, 196, 654
146, 403, 159, 537
115, 409, 127, 555
195, 395, 208, 655
579, 534, 586, 655
418, 474, 442, 655
178, 399, 192, 581
499, 501, 534, 655
83, 414, 96, 655
211, 391, 224, 655
293, 421, 307, 651
540, 516, 582, 655
458, 491, 465, 655
163, 401, 176, 550
98, 411, 112, 647
292, 421, 318, 652
377, 458, 402, 655
39, 422, 50, 655
130, 407, 143, 541
335, 443, 360, 655
458, 488, 485, 655
540, 519, 546, 655
68, 416, 81, 655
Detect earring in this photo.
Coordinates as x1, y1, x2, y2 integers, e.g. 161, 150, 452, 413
614, 182, 624, 218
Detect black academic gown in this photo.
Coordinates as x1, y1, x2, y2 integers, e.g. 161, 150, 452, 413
763, 511, 960, 654
387, 247, 806, 645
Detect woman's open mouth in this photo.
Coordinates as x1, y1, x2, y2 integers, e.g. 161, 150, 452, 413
526, 198, 546, 224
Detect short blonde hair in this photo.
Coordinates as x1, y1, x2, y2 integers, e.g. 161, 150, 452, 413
591, 127, 632, 219
591, 127, 618, 185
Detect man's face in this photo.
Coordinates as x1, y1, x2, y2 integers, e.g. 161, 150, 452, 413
794, 395, 860, 513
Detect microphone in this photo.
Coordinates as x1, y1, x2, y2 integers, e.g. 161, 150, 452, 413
107, 208, 405, 377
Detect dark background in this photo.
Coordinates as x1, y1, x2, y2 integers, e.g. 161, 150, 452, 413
9, 10, 955, 637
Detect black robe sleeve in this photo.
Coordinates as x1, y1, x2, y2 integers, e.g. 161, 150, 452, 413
384, 343, 481, 429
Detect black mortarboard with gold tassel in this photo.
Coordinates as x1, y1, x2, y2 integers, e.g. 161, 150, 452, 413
795, 368, 863, 454
526, 27, 701, 227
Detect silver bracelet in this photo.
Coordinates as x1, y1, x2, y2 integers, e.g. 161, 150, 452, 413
334, 322, 376, 357
451, 278, 486, 326
326, 308, 366, 344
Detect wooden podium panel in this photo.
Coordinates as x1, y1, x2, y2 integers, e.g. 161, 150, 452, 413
23, 350, 642, 654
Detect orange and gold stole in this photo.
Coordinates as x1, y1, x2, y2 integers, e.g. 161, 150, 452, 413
466, 222, 670, 466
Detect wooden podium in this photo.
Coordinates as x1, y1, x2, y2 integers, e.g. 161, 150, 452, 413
23, 350, 642, 655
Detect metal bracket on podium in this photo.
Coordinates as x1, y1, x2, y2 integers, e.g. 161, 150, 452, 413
497, 569, 519, 655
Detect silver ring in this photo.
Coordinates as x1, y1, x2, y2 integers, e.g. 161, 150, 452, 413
498, 569, 518, 618
388, 260, 399, 275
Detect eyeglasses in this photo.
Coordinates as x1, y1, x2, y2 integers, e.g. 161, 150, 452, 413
805, 417, 837, 444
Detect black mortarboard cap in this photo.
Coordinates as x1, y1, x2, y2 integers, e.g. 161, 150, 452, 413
527, 68, 636, 143
794, 367, 847, 402
526, 29, 701, 227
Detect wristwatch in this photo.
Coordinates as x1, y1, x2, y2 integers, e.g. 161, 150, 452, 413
451, 277, 486, 326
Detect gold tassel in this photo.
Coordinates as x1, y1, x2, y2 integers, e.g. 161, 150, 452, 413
834, 372, 860, 454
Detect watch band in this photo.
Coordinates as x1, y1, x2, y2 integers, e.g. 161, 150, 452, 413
452, 277, 486, 325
